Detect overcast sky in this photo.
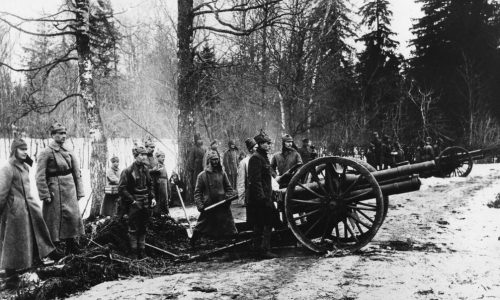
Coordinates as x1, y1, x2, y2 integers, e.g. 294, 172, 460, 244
1, 0, 423, 74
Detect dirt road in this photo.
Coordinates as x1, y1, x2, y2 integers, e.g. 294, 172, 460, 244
73, 164, 500, 300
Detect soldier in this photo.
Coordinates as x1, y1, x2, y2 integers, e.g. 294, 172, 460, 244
422, 137, 435, 161
381, 135, 393, 169
169, 172, 185, 207
101, 155, 121, 217
0, 139, 62, 289
271, 134, 303, 179
203, 139, 221, 167
298, 138, 313, 164
371, 131, 383, 170
237, 138, 257, 206
151, 150, 170, 216
36, 122, 85, 255
248, 131, 278, 259
222, 139, 239, 189
187, 134, 206, 201
144, 139, 158, 170
191, 151, 237, 247
118, 145, 156, 259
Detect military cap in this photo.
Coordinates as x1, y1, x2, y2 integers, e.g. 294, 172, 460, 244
49, 122, 67, 134
110, 155, 119, 163
244, 138, 257, 151
10, 138, 27, 154
144, 139, 155, 147
282, 134, 293, 142
254, 131, 271, 144
132, 145, 148, 157
155, 149, 165, 157
206, 150, 219, 160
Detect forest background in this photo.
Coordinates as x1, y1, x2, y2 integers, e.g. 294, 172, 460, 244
1, 0, 499, 216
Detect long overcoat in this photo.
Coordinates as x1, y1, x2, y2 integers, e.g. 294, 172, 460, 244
36, 141, 85, 242
0, 157, 54, 270
247, 148, 277, 226
193, 165, 237, 237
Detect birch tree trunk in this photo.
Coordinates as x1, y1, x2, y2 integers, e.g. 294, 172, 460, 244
75, 0, 108, 218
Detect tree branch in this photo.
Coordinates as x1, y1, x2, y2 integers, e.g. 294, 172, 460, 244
0, 16, 75, 37
0, 47, 77, 72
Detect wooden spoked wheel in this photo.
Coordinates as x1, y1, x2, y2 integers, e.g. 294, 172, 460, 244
437, 147, 473, 177
284, 157, 385, 253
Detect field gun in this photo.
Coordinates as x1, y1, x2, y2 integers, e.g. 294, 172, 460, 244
419, 145, 500, 178
269, 157, 425, 254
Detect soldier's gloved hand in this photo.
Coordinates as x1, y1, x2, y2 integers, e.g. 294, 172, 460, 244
150, 199, 157, 208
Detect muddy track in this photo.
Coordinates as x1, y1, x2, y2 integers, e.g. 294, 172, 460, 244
71, 164, 500, 299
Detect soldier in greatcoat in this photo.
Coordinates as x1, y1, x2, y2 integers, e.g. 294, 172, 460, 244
222, 139, 239, 189
119, 145, 156, 259
248, 131, 279, 258
151, 150, 170, 216
0, 139, 61, 289
36, 122, 85, 255
101, 155, 121, 217
187, 134, 206, 200
271, 134, 303, 186
191, 151, 237, 247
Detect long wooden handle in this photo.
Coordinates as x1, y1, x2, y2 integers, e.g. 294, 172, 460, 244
176, 185, 193, 228
204, 195, 238, 212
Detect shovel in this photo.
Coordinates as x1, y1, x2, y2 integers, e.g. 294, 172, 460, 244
175, 185, 194, 238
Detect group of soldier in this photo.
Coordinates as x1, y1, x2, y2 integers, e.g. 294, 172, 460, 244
0, 120, 320, 289
365, 131, 444, 170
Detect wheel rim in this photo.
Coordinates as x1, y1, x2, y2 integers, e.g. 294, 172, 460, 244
284, 157, 385, 253
437, 147, 473, 177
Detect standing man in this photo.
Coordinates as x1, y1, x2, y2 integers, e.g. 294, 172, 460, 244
36, 122, 85, 255
101, 155, 121, 217
371, 131, 383, 170
144, 139, 158, 170
298, 138, 313, 164
119, 145, 156, 259
248, 131, 278, 259
223, 139, 239, 189
0, 139, 61, 289
191, 151, 237, 247
237, 138, 257, 206
271, 134, 303, 179
187, 134, 206, 201
151, 150, 170, 216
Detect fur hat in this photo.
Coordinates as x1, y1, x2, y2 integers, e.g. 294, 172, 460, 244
10, 138, 27, 156
244, 138, 257, 151
206, 150, 219, 161
49, 122, 67, 135
228, 139, 236, 147
144, 139, 155, 148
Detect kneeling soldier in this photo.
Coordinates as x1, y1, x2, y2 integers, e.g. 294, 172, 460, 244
119, 145, 156, 259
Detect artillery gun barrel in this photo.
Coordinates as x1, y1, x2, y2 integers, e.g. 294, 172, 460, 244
285, 176, 421, 200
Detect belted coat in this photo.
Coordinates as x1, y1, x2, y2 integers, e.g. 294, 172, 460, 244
0, 157, 55, 270
35, 141, 85, 242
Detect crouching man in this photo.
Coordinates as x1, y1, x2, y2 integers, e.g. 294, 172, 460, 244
118, 145, 156, 259
191, 151, 237, 247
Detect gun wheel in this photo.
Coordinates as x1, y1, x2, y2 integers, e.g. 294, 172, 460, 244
284, 157, 385, 253
437, 147, 473, 177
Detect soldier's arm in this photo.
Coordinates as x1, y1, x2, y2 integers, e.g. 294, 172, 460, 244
35, 150, 51, 201
70, 151, 85, 198
0, 164, 13, 212
296, 151, 303, 165
270, 154, 278, 177
118, 169, 135, 205
193, 173, 206, 211
107, 169, 120, 185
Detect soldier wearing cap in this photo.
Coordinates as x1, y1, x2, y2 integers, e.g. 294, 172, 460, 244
187, 133, 206, 201
144, 138, 158, 170
203, 139, 221, 168
223, 139, 240, 190
248, 131, 279, 258
270, 134, 303, 181
191, 150, 237, 247
36, 122, 85, 255
118, 145, 156, 259
1, 139, 62, 289
101, 155, 121, 217
236, 138, 257, 206
150, 149, 170, 216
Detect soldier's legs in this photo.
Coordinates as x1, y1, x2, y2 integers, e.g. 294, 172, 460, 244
136, 208, 151, 258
